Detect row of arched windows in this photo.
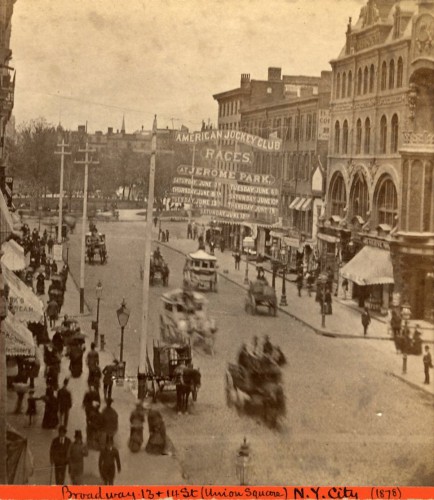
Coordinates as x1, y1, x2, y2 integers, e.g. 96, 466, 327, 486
329, 172, 398, 226
334, 114, 399, 155
335, 57, 404, 99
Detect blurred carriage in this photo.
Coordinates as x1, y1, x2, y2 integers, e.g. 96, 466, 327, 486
159, 287, 217, 355
150, 255, 169, 286
184, 250, 218, 292
85, 232, 107, 265
54, 318, 86, 357
245, 280, 277, 316
225, 347, 285, 428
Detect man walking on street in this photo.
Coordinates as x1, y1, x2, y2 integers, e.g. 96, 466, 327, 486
50, 426, 71, 485
58, 378, 72, 428
68, 430, 88, 485
99, 436, 121, 485
296, 272, 303, 297
423, 345, 433, 384
102, 360, 117, 400
101, 398, 118, 444
47, 298, 59, 328
361, 308, 371, 336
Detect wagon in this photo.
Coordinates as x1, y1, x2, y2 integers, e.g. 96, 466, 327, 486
245, 280, 277, 316
85, 232, 107, 264
184, 250, 218, 292
159, 288, 217, 355
146, 340, 192, 402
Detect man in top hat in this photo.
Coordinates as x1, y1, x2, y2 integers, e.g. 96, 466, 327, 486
50, 426, 71, 485
102, 360, 118, 400
99, 436, 121, 485
101, 398, 118, 443
67, 430, 88, 485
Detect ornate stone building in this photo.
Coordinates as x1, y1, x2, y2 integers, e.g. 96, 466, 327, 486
320, 0, 434, 321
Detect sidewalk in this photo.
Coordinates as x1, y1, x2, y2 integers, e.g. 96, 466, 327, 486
7, 268, 185, 485
159, 234, 434, 397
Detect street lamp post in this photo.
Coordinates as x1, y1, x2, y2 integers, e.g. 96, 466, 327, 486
236, 437, 251, 486
318, 273, 328, 328
94, 281, 103, 348
65, 239, 70, 266
116, 298, 130, 364
279, 246, 288, 307
243, 236, 255, 285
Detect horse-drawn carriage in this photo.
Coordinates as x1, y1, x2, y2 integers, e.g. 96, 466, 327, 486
85, 232, 107, 264
225, 346, 285, 428
150, 255, 169, 286
184, 250, 218, 292
146, 340, 201, 413
159, 287, 217, 355
245, 279, 277, 316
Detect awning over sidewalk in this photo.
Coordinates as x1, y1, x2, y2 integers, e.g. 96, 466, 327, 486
317, 233, 340, 244
340, 245, 394, 286
1, 263, 45, 323
283, 237, 300, 248
0, 189, 14, 244
1, 240, 29, 271
3, 315, 36, 357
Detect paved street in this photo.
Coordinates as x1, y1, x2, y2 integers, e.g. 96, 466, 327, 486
61, 217, 434, 486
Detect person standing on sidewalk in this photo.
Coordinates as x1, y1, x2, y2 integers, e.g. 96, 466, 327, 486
102, 360, 117, 400
50, 426, 71, 485
361, 308, 371, 336
233, 249, 241, 270
391, 308, 402, 338
296, 272, 303, 297
47, 298, 59, 328
99, 436, 121, 485
423, 346, 433, 384
67, 430, 88, 485
58, 378, 72, 428
101, 398, 118, 444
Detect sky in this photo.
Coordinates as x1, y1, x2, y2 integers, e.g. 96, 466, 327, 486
11, 0, 365, 133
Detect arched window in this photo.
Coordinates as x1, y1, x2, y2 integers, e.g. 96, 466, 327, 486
342, 72, 347, 98
336, 73, 341, 99
357, 68, 362, 95
356, 119, 362, 154
369, 64, 375, 93
363, 66, 369, 94
397, 57, 403, 88
350, 172, 369, 219
364, 117, 371, 154
347, 71, 353, 97
330, 173, 347, 217
342, 120, 349, 154
334, 121, 340, 154
391, 114, 399, 153
380, 115, 388, 153
375, 176, 398, 226
389, 59, 395, 89
381, 61, 387, 90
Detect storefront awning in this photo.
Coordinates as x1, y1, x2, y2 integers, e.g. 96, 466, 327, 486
1, 240, 29, 272
299, 198, 312, 212
317, 233, 340, 244
290, 197, 307, 211
289, 197, 301, 209
1, 263, 45, 323
0, 190, 14, 244
3, 315, 36, 357
283, 237, 300, 248
340, 245, 394, 286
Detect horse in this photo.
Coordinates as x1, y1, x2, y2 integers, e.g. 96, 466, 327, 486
177, 368, 201, 413
87, 245, 95, 264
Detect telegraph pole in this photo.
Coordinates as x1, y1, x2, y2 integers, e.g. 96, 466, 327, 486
54, 137, 70, 245
75, 141, 99, 313
138, 115, 157, 399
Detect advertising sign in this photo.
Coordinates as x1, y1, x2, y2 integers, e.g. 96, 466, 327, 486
318, 109, 330, 141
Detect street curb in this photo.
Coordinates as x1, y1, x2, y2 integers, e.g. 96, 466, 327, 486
388, 372, 434, 397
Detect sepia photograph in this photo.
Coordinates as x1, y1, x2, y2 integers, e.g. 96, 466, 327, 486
0, 0, 433, 490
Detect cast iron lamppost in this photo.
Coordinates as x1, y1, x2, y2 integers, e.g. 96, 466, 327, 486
236, 437, 251, 485
94, 281, 103, 348
116, 298, 130, 364
243, 236, 255, 285
279, 245, 288, 306
318, 273, 328, 328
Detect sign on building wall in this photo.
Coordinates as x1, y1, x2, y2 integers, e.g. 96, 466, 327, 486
317, 109, 330, 141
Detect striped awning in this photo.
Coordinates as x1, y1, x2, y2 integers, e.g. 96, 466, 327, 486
340, 245, 394, 286
299, 198, 312, 212
3, 315, 36, 357
289, 197, 301, 209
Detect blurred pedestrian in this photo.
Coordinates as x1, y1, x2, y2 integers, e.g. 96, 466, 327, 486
42, 387, 59, 429
102, 361, 117, 400
423, 345, 433, 384
99, 436, 121, 485
50, 426, 71, 485
87, 401, 103, 450
47, 237, 54, 256
101, 398, 118, 443
86, 342, 99, 372
361, 308, 371, 336
47, 299, 59, 328
306, 272, 314, 297
233, 249, 241, 270
296, 272, 303, 297
342, 278, 349, 300
58, 378, 72, 428
391, 308, 402, 338
165, 229, 169, 242
68, 430, 88, 485
324, 288, 333, 315
187, 222, 192, 239
26, 389, 38, 426
83, 385, 100, 418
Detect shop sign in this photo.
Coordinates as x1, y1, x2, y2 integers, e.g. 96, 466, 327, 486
363, 237, 390, 250
318, 109, 330, 141
201, 147, 253, 165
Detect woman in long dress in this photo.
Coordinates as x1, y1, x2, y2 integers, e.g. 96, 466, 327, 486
41, 387, 59, 429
